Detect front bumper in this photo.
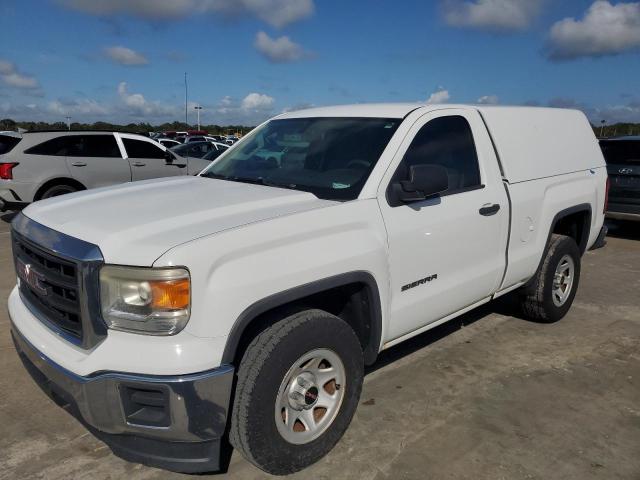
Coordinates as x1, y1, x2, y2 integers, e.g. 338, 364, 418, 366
11, 322, 235, 473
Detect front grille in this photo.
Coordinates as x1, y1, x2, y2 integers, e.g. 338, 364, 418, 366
13, 234, 83, 341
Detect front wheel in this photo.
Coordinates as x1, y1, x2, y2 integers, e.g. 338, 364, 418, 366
229, 309, 364, 475
520, 234, 581, 322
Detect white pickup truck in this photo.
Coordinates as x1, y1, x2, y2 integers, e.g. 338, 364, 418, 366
9, 104, 607, 475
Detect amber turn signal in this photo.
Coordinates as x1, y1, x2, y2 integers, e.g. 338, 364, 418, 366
150, 279, 191, 310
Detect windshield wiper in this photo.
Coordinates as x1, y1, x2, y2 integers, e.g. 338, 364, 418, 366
205, 173, 298, 191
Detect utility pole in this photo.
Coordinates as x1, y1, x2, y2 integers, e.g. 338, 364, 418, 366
184, 72, 188, 127
65, 116, 71, 130
194, 105, 203, 131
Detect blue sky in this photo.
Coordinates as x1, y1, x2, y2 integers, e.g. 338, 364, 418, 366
1, 0, 639, 125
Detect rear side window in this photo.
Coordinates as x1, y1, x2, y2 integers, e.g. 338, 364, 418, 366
123, 139, 165, 159
0, 135, 21, 154
25, 134, 120, 158
392, 115, 481, 194
25, 136, 74, 156
600, 141, 640, 165
67, 135, 121, 158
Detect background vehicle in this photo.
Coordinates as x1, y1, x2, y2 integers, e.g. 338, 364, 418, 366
157, 138, 181, 149
0, 131, 210, 210
201, 143, 229, 162
600, 136, 640, 221
171, 141, 226, 159
9, 104, 606, 475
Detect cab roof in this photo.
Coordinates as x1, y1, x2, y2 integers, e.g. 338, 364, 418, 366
276, 103, 582, 120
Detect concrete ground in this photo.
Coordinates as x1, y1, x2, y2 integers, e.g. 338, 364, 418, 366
0, 214, 638, 480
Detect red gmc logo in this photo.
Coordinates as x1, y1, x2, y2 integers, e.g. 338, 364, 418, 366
16, 258, 47, 296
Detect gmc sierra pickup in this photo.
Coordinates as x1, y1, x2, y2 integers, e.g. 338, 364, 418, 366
9, 104, 608, 475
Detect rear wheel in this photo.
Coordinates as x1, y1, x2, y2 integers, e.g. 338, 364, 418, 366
520, 234, 581, 322
229, 309, 364, 475
39, 183, 79, 199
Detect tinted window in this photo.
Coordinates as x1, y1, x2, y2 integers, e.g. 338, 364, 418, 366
26, 136, 75, 156
25, 134, 120, 157
123, 138, 165, 159
392, 116, 481, 193
172, 142, 214, 158
203, 149, 224, 161
202, 117, 400, 201
67, 135, 121, 157
0, 135, 21, 154
600, 140, 640, 165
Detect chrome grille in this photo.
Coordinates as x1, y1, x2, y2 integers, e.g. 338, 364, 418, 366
13, 233, 83, 340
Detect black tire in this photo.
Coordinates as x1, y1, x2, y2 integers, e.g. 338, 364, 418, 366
229, 309, 364, 475
520, 234, 581, 323
39, 184, 79, 199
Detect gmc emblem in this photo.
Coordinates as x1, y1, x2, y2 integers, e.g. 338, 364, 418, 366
16, 258, 48, 296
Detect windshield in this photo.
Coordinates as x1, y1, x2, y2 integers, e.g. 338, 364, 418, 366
201, 117, 400, 200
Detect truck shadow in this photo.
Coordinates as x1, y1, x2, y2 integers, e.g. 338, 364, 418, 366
366, 296, 521, 375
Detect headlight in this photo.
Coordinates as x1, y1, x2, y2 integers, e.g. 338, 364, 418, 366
99, 266, 190, 335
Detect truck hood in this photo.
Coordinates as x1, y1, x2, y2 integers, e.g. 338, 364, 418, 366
23, 176, 337, 265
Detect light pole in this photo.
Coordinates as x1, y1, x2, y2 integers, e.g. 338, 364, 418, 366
194, 105, 203, 131
65, 116, 71, 130
184, 72, 188, 127
600, 119, 606, 138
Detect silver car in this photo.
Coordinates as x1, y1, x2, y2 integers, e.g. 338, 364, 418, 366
0, 131, 212, 210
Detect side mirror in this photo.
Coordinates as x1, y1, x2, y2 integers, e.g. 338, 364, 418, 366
393, 164, 449, 203
164, 150, 175, 162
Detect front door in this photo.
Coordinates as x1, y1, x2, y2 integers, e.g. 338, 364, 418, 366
119, 135, 187, 181
379, 109, 509, 341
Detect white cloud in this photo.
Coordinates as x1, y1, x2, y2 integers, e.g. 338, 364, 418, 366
254, 31, 308, 63
104, 46, 149, 66
47, 98, 110, 116
1, 85, 278, 125
478, 94, 499, 104
442, 0, 545, 31
117, 81, 174, 117
547, 1, 640, 60
241, 92, 275, 110
58, 0, 315, 27
0, 59, 39, 89
426, 88, 450, 104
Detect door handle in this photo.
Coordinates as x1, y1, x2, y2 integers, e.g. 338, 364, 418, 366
479, 203, 501, 216
132, 162, 146, 167
71, 161, 87, 167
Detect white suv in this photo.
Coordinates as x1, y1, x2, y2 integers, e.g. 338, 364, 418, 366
0, 131, 211, 210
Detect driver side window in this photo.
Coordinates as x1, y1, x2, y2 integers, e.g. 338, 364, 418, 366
391, 115, 482, 195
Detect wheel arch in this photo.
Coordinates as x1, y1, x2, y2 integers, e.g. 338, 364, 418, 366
548, 203, 592, 255
525, 203, 591, 291
34, 177, 86, 200
221, 271, 383, 367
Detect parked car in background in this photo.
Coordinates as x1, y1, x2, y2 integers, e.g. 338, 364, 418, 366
186, 135, 223, 144
171, 141, 226, 159
157, 138, 182, 149
0, 131, 210, 211
201, 143, 229, 162
600, 136, 640, 221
